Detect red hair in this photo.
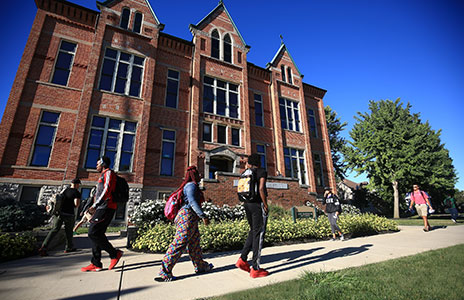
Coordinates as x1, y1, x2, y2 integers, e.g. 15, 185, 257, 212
177, 166, 205, 203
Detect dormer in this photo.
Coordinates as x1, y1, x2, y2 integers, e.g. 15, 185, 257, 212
189, 1, 250, 65
267, 42, 303, 86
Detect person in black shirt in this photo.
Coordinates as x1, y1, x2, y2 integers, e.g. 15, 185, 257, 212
235, 153, 270, 278
323, 187, 344, 241
39, 178, 81, 256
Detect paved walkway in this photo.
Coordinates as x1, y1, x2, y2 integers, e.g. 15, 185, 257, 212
1, 225, 463, 300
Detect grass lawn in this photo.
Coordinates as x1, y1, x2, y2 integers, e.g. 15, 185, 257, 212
209, 244, 464, 300
392, 214, 463, 227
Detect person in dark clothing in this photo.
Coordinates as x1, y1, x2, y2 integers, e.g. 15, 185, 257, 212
235, 153, 269, 278
39, 178, 81, 256
81, 156, 123, 272
323, 187, 344, 241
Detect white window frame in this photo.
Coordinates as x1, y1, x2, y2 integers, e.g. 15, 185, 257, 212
165, 69, 180, 108
98, 47, 145, 97
132, 11, 143, 33
284, 147, 307, 185
160, 129, 176, 176
217, 124, 227, 144
202, 122, 213, 143
256, 144, 267, 170
231, 127, 240, 146
29, 111, 60, 167
120, 7, 131, 30
279, 97, 301, 132
50, 40, 77, 86
313, 152, 324, 187
222, 33, 233, 63
203, 76, 240, 119
254, 93, 264, 126
211, 29, 220, 59
307, 108, 318, 138
287, 66, 293, 84
84, 116, 137, 172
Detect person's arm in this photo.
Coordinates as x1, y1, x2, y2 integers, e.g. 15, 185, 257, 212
184, 183, 208, 222
259, 177, 268, 215
409, 194, 415, 209
92, 171, 112, 209
74, 197, 80, 208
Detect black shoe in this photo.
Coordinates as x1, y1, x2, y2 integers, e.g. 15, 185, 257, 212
64, 248, 77, 253
38, 247, 48, 257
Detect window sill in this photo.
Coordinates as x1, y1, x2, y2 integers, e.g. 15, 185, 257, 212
11, 165, 66, 172
202, 113, 243, 125
276, 79, 300, 89
106, 24, 153, 41
32, 80, 83, 92
282, 128, 304, 135
96, 89, 144, 101
201, 54, 243, 71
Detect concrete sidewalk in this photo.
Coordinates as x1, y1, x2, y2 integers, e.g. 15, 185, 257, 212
1, 225, 463, 300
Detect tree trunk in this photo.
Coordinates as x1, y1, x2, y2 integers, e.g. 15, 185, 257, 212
392, 180, 399, 218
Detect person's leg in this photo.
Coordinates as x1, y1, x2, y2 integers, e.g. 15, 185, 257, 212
160, 208, 190, 278
328, 213, 338, 239
42, 215, 64, 249
249, 203, 264, 270
187, 214, 211, 272
240, 203, 253, 262
450, 208, 458, 222
62, 215, 75, 250
88, 209, 116, 267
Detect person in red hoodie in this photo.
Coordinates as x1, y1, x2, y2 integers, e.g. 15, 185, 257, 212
81, 156, 123, 272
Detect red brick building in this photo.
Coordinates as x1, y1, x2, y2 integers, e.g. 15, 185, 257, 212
0, 0, 335, 221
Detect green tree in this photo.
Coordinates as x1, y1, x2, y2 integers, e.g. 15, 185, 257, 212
344, 99, 456, 218
325, 105, 348, 180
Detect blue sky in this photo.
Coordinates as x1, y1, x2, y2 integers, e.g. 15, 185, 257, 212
1, 0, 463, 190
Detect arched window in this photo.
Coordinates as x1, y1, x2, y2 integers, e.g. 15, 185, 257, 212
211, 30, 220, 59
133, 12, 143, 33
287, 67, 293, 84
223, 34, 232, 63
281, 65, 286, 82
120, 8, 130, 30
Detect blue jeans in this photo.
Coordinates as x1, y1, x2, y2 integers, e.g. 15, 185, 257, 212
449, 207, 459, 221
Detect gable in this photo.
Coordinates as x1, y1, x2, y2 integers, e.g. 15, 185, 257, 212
97, 0, 163, 28
267, 43, 303, 78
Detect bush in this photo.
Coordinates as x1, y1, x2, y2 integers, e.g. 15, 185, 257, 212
0, 198, 48, 232
132, 213, 398, 253
0, 232, 37, 262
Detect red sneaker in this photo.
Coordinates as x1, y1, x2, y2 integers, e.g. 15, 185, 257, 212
235, 257, 250, 272
250, 268, 269, 278
81, 264, 102, 272
109, 250, 123, 270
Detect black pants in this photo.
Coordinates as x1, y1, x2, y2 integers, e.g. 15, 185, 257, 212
241, 202, 268, 270
88, 208, 117, 267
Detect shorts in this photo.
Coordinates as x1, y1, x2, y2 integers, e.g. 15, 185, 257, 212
415, 204, 428, 217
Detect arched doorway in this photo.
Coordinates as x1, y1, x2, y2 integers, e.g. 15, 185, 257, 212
209, 156, 234, 179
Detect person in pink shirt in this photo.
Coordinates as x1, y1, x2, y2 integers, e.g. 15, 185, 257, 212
408, 184, 434, 232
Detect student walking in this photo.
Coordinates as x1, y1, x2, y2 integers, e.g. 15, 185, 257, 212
443, 195, 459, 223
39, 178, 81, 256
323, 187, 344, 241
409, 184, 434, 232
81, 156, 123, 272
235, 153, 269, 278
156, 166, 213, 282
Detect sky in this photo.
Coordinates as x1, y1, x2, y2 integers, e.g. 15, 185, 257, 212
1, 0, 463, 190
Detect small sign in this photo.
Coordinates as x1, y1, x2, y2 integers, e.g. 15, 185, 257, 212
233, 180, 288, 190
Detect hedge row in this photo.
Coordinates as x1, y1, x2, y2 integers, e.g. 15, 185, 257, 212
132, 213, 398, 253
0, 232, 37, 262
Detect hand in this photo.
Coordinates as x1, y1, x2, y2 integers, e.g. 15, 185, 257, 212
88, 206, 96, 214
203, 218, 210, 226
263, 205, 269, 216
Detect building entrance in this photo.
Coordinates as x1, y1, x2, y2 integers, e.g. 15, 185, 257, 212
209, 157, 233, 179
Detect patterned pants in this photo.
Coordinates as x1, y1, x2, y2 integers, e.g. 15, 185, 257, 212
159, 207, 209, 278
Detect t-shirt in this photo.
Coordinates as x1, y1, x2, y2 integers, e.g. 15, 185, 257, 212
412, 190, 427, 205
254, 168, 268, 203
61, 187, 81, 215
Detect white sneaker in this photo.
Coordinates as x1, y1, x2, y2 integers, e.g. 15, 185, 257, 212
452, 219, 457, 223
340, 235, 344, 241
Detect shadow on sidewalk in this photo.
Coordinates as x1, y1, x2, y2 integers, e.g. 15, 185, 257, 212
56, 287, 150, 300
265, 244, 373, 274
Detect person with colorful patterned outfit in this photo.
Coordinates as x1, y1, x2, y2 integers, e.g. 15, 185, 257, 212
156, 166, 213, 282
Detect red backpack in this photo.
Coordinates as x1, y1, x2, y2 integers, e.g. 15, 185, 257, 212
164, 189, 183, 220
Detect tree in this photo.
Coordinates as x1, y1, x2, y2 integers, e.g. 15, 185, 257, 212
324, 105, 348, 180
344, 99, 457, 218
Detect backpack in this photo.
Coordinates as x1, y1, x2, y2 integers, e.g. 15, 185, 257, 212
47, 192, 65, 216
112, 175, 129, 203
164, 189, 183, 220
237, 168, 258, 202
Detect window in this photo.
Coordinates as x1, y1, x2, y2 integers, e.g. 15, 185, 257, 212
203, 123, 212, 142
30, 111, 60, 167
307, 108, 318, 138
133, 12, 142, 33
257, 144, 266, 170
120, 8, 130, 29
51, 41, 77, 86
211, 30, 220, 59
85, 116, 137, 171
281, 65, 286, 82
284, 147, 306, 184
254, 93, 264, 126
203, 76, 239, 118
99, 48, 144, 97
165, 69, 179, 108
217, 125, 226, 144
223, 34, 232, 63
160, 130, 175, 176
279, 98, 300, 132
287, 67, 293, 84
313, 153, 324, 187
20, 186, 41, 205
231, 128, 240, 146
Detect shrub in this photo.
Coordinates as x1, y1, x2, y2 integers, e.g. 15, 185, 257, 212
132, 213, 398, 253
0, 197, 48, 232
0, 232, 37, 262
